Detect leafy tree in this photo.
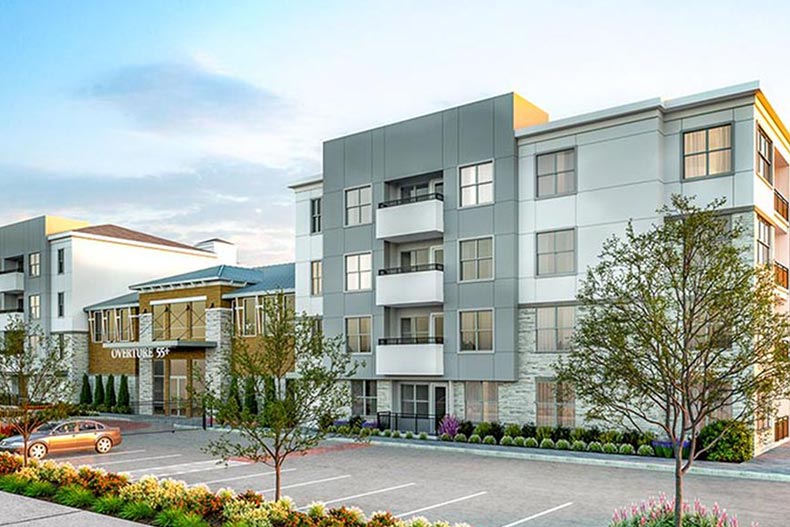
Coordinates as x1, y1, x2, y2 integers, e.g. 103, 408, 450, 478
204, 291, 357, 500
105, 374, 116, 409
0, 319, 72, 465
217, 376, 242, 423
117, 375, 130, 411
556, 195, 790, 526
93, 375, 104, 408
243, 376, 258, 416
79, 374, 92, 406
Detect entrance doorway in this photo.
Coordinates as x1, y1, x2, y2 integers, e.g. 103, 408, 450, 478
151, 355, 206, 417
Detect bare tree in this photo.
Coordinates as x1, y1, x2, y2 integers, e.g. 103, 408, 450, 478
204, 292, 357, 500
0, 318, 72, 465
556, 195, 790, 526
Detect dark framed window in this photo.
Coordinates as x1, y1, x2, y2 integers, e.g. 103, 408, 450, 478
537, 229, 575, 275
28, 252, 40, 277
536, 379, 575, 427
57, 292, 65, 318
536, 305, 575, 352
757, 215, 772, 266
310, 260, 322, 296
57, 248, 65, 274
459, 309, 493, 352
459, 162, 493, 207
345, 186, 372, 226
757, 127, 773, 183
351, 380, 377, 416
464, 381, 498, 422
683, 124, 732, 179
346, 316, 372, 353
536, 149, 575, 197
459, 237, 493, 281
310, 198, 322, 234
345, 253, 372, 291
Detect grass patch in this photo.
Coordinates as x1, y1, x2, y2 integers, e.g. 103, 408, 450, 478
92, 495, 125, 515
53, 485, 96, 508
22, 480, 56, 498
119, 501, 156, 521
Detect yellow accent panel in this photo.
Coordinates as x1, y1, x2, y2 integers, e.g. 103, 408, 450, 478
139, 284, 236, 313
756, 90, 790, 153
45, 216, 90, 236
513, 93, 549, 130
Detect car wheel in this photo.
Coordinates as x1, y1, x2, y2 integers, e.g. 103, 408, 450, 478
28, 443, 47, 459
95, 437, 113, 454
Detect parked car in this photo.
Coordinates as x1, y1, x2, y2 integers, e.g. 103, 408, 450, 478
0, 419, 122, 459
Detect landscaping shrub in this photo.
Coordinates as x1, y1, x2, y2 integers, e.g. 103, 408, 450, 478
535, 426, 553, 441
439, 433, 452, 442
587, 441, 603, 453
0, 474, 29, 494
23, 480, 56, 498
503, 423, 522, 438
348, 415, 365, 430
554, 439, 570, 450
569, 427, 587, 442
500, 436, 514, 446
520, 423, 537, 439
571, 440, 587, 451
524, 437, 539, 448
698, 420, 753, 463
457, 420, 475, 437
551, 426, 572, 442
117, 375, 131, 413
105, 374, 117, 409
513, 436, 526, 447
620, 429, 656, 448
391, 430, 401, 439
93, 375, 105, 409
637, 445, 655, 457
539, 438, 555, 449
80, 374, 92, 406
119, 501, 156, 521
243, 377, 258, 416
359, 428, 371, 438
154, 508, 186, 527
482, 435, 497, 445
404, 431, 414, 440
92, 495, 125, 515
370, 428, 380, 436
618, 444, 635, 455
54, 484, 96, 508
599, 430, 623, 445
337, 425, 351, 436
610, 495, 743, 527
651, 439, 690, 459
603, 443, 618, 454
453, 433, 467, 443
418, 432, 428, 440
473, 422, 503, 442
468, 434, 481, 444
438, 415, 460, 437
382, 429, 391, 437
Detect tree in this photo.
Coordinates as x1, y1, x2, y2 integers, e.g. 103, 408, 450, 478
105, 374, 116, 409
243, 375, 259, 416
79, 373, 92, 406
556, 195, 790, 526
204, 292, 357, 500
117, 375, 130, 412
93, 374, 104, 408
0, 318, 72, 465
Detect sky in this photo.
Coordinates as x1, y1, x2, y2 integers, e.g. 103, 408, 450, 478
2, 0, 790, 265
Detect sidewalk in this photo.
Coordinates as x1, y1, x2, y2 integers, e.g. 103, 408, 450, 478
2, 491, 138, 526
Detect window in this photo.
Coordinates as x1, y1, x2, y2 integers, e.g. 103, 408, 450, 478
310, 260, 322, 296
153, 304, 168, 340
401, 383, 429, 415
57, 248, 65, 274
28, 252, 40, 277
536, 306, 575, 352
464, 381, 498, 422
29, 294, 40, 320
683, 124, 732, 179
345, 186, 372, 226
460, 309, 493, 352
310, 198, 322, 234
351, 380, 377, 416
345, 253, 372, 291
400, 316, 429, 340
190, 301, 206, 340
757, 216, 772, 266
459, 162, 493, 207
57, 292, 65, 318
91, 311, 102, 342
346, 316, 371, 353
238, 297, 257, 336
537, 229, 575, 275
757, 127, 773, 183
536, 379, 575, 427
460, 237, 493, 281
400, 248, 429, 269
537, 150, 575, 197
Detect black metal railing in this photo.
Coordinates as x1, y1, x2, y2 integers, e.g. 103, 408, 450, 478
0, 268, 22, 275
378, 192, 444, 209
775, 190, 789, 222
377, 411, 441, 435
0, 308, 24, 314
378, 263, 444, 276
775, 261, 789, 289
378, 336, 444, 345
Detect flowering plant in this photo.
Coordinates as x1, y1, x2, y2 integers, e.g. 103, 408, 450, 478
610, 495, 756, 527
437, 415, 460, 437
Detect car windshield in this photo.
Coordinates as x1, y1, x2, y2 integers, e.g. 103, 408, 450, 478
35, 422, 60, 432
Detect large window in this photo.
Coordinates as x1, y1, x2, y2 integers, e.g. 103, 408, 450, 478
400, 316, 429, 340
57, 292, 65, 318
235, 297, 257, 336
345, 253, 372, 291
460, 309, 493, 352
536, 379, 575, 427
536, 306, 575, 352
351, 380, 377, 416
537, 229, 575, 276
537, 149, 575, 197
464, 381, 498, 422
28, 252, 40, 277
310, 260, 322, 296
401, 383, 429, 415
310, 198, 322, 234
757, 127, 773, 183
460, 237, 493, 281
154, 301, 207, 341
683, 124, 732, 179
57, 248, 65, 275
345, 186, 372, 226
757, 216, 772, 266
28, 294, 40, 320
459, 162, 493, 207
345, 316, 371, 353
91, 311, 103, 342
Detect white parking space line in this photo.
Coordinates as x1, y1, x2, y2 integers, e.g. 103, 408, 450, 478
395, 491, 488, 518
500, 502, 574, 527
130, 460, 247, 478
258, 474, 351, 494
297, 483, 416, 510
92, 454, 182, 467
197, 469, 296, 486
58, 449, 147, 461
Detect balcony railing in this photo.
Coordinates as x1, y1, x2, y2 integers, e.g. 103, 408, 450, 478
378, 192, 444, 209
775, 190, 789, 222
0, 308, 24, 314
775, 261, 789, 289
378, 263, 444, 276
378, 336, 444, 345
0, 269, 22, 275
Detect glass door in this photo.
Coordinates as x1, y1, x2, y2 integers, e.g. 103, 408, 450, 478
153, 359, 165, 415
433, 385, 447, 421
430, 313, 444, 343
169, 359, 188, 416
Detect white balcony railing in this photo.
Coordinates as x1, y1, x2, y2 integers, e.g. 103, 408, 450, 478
376, 338, 444, 376
376, 265, 443, 307
376, 194, 444, 242
0, 271, 24, 293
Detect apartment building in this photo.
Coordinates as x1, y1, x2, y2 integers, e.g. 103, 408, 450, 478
292, 81, 790, 454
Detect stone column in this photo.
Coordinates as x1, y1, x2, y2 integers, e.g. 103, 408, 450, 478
65, 332, 89, 403
376, 380, 393, 412
205, 308, 232, 397
137, 313, 154, 415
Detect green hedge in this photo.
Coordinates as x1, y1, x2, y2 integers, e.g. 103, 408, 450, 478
698, 420, 753, 463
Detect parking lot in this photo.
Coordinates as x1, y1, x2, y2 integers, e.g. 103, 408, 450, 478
46, 426, 790, 527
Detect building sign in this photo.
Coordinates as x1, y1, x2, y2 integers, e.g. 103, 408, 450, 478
111, 347, 171, 360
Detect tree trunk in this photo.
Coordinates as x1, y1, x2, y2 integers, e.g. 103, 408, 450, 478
674, 442, 684, 527
274, 457, 282, 501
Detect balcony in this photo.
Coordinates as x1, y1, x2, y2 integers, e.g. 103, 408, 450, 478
376, 337, 444, 376
376, 193, 444, 242
0, 270, 24, 294
775, 261, 789, 290
0, 309, 23, 331
775, 190, 789, 223
376, 264, 444, 307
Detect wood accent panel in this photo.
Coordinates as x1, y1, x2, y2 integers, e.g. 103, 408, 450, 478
139, 284, 236, 313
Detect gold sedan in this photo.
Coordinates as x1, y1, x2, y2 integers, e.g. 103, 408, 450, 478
0, 419, 123, 459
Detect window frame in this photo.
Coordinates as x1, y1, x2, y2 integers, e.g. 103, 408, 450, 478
344, 185, 373, 227
90, 311, 103, 343
536, 228, 577, 277
310, 197, 322, 234
756, 126, 774, 184
464, 381, 499, 422
351, 380, 378, 417
458, 308, 494, 353
28, 294, 40, 320
458, 160, 495, 208
344, 252, 373, 292
57, 292, 65, 318
345, 315, 372, 354
57, 248, 65, 275
535, 148, 577, 199
756, 214, 772, 266
310, 260, 323, 296
535, 304, 576, 353
681, 122, 734, 180
458, 236, 494, 282
535, 378, 576, 428
28, 252, 40, 277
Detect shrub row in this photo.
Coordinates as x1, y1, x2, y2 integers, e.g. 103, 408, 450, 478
79, 374, 132, 414
609, 495, 742, 527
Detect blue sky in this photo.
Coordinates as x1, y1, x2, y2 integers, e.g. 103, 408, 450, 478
2, 0, 790, 263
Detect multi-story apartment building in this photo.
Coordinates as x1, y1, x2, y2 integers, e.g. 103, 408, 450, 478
292, 81, 790, 454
